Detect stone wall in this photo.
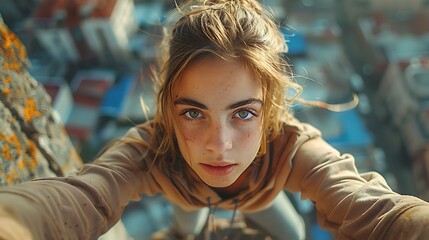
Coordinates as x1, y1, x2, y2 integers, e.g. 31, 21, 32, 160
0, 17, 82, 186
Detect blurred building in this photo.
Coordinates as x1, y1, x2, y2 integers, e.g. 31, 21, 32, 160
352, 8, 429, 163
378, 59, 429, 140
336, 0, 429, 25
32, 0, 137, 65
378, 58, 429, 199
372, 0, 429, 11
351, 10, 429, 88
65, 69, 116, 149
0, 0, 39, 25
283, 8, 395, 239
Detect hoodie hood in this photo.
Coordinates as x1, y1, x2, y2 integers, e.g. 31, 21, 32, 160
144, 119, 321, 213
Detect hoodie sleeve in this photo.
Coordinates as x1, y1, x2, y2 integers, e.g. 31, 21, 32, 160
285, 133, 429, 239
0, 125, 161, 240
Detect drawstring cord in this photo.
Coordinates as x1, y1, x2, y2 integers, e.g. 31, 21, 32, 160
206, 197, 240, 240
207, 197, 216, 240
224, 198, 239, 239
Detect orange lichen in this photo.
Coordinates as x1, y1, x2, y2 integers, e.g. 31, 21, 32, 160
5, 174, 13, 184
1, 30, 12, 49
5, 168, 18, 184
1, 22, 28, 72
4, 51, 12, 58
10, 134, 21, 154
0, 132, 22, 161
3, 62, 20, 71
26, 140, 37, 171
1, 24, 23, 51
17, 159, 25, 169
23, 98, 42, 122
2, 88, 10, 94
1, 76, 12, 94
4, 75, 12, 84
2, 144, 11, 161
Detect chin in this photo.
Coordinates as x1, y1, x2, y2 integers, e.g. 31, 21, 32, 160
202, 176, 237, 188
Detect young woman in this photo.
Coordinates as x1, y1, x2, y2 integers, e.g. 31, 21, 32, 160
1, 0, 429, 239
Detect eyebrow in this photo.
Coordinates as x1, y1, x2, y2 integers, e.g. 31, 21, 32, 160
174, 97, 263, 110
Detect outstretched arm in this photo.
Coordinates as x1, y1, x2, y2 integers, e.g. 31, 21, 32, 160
0, 126, 159, 239
286, 136, 429, 239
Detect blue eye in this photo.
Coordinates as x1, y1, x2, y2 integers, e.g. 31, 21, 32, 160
183, 110, 202, 119
234, 110, 255, 120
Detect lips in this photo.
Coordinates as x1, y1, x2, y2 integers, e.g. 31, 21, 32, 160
200, 163, 237, 176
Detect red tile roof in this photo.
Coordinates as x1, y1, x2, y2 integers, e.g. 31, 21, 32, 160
34, 0, 117, 28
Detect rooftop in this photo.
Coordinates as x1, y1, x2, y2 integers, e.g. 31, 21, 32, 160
33, 0, 117, 28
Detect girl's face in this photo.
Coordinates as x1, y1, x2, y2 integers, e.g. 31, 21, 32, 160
173, 55, 263, 188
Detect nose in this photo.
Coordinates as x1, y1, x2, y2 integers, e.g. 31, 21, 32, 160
205, 121, 232, 154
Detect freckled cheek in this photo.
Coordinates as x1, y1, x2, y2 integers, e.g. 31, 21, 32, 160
181, 129, 201, 143
238, 129, 262, 146
177, 121, 199, 142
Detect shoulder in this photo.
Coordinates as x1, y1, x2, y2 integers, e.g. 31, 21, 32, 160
121, 120, 164, 147
96, 121, 163, 169
271, 116, 322, 153
282, 116, 321, 140
123, 121, 154, 142
265, 116, 323, 174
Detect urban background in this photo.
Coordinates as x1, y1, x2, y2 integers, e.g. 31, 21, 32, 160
1, 0, 429, 239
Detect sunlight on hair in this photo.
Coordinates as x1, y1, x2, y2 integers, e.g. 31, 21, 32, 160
292, 93, 359, 112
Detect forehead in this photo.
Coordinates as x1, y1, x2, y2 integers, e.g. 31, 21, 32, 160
174, 55, 262, 101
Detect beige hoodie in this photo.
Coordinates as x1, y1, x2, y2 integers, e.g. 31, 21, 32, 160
0, 118, 428, 239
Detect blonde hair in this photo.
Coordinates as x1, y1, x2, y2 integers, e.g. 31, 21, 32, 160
106, 0, 357, 171
146, 0, 301, 168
